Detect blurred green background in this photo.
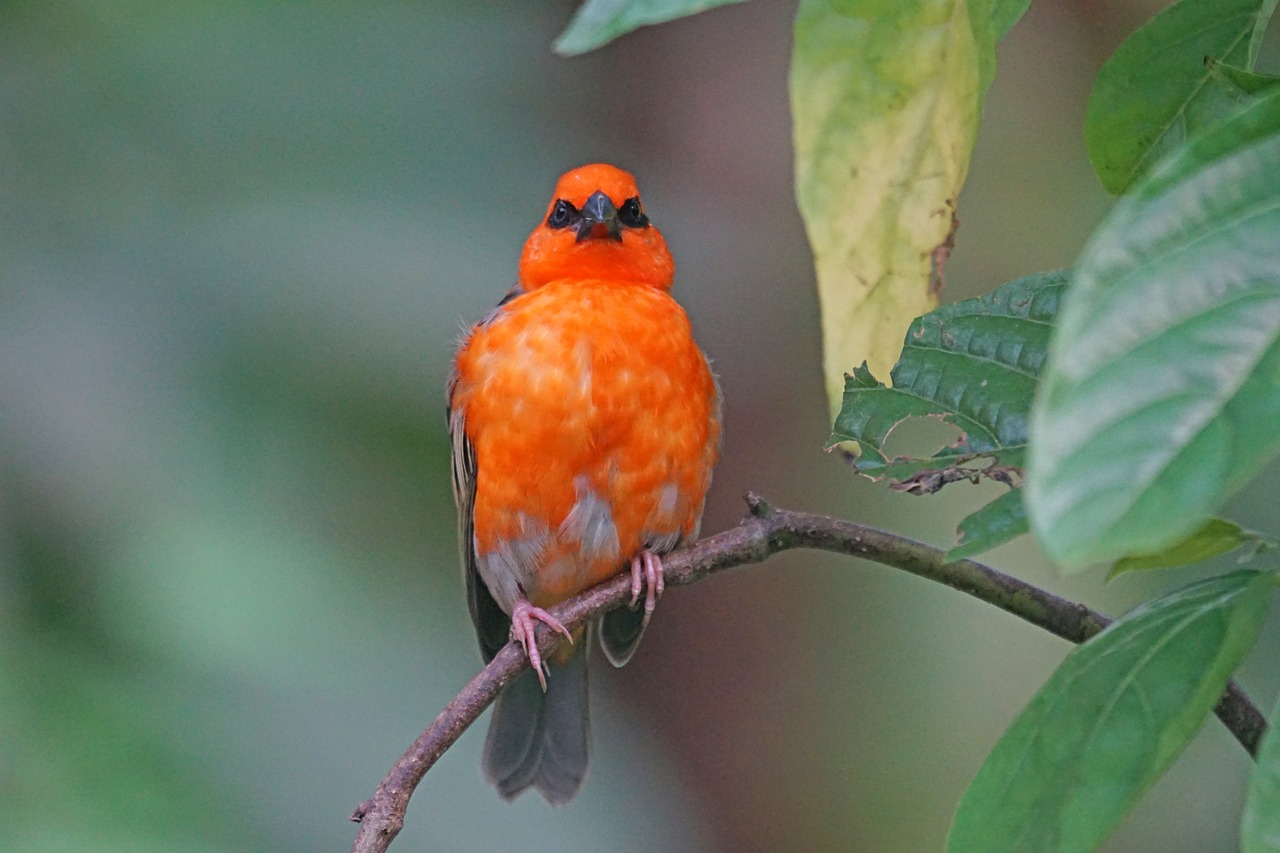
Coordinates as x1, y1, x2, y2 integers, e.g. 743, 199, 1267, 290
3, 1, 1279, 850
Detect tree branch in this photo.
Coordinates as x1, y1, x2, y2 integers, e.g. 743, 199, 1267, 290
349, 494, 1268, 853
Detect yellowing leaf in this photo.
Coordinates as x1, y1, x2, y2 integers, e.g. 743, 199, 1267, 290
791, 0, 1021, 415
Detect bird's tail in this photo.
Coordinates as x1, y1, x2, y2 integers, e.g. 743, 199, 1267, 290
482, 647, 590, 805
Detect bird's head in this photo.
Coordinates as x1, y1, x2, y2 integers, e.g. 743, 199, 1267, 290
518, 163, 674, 291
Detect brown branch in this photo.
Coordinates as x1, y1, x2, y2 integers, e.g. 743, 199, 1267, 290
349, 494, 1268, 852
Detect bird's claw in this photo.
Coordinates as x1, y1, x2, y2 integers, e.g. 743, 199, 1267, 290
510, 600, 572, 691
628, 550, 665, 623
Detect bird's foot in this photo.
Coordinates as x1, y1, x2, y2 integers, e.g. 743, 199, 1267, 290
510, 600, 572, 691
628, 549, 665, 623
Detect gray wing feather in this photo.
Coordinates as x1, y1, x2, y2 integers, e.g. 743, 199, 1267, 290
448, 373, 509, 662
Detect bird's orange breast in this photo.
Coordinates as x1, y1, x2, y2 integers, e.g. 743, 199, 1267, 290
452, 278, 720, 608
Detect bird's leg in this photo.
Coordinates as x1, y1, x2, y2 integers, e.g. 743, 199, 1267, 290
628, 549, 666, 623
509, 599, 573, 691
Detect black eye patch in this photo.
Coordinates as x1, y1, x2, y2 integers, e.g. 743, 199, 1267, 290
547, 199, 579, 229
618, 197, 649, 229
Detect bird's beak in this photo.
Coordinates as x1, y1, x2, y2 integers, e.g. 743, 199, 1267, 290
576, 190, 622, 243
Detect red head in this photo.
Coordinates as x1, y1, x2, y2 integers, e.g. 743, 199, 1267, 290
518, 164, 674, 291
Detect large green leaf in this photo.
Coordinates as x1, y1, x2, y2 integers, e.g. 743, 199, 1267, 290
1243, 687, 1280, 853
553, 0, 748, 56
1085, 0, 1277, 195
793, 0, 1029, 414
831, 269, 1066, 480
948, 570, 1273, 853
1027, 91, 1280, 569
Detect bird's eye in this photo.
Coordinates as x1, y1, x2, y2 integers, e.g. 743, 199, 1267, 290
547, 199, 577, 229
618, 197, 649, 229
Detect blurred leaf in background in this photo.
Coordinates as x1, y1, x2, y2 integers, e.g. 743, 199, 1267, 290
554, 0, 749, 54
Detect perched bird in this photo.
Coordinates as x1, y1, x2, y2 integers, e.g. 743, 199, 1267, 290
447, 163, 721, 804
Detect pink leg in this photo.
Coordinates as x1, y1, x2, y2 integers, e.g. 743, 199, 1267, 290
510, 599, 573, 691
628, 549, 666, 622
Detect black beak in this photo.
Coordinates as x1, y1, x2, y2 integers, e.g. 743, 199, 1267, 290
575, 190, 622, 242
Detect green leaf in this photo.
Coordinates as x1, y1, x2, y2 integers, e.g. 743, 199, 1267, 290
792, 0, 1028, 414
1109, 518, 1279, 578
831, 269, 1067, 479
1243, 688, 1280, 853
948, 570, 1273, 853
947, 487, 1028, 562
553, 0, 748, 56
991, 0, 1032, 39
1192, 58, 1280, 131
832, 270, 1064, 561
1207, 57, 1280, 100
1084, 0, 1277, 195
1027, 91, 1280, 569
1167, 58, 1280, 144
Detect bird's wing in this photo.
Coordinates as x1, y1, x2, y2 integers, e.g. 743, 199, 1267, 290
449, 352, 511, 664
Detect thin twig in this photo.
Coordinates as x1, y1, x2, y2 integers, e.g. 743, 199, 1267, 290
349, 494, 1268, 852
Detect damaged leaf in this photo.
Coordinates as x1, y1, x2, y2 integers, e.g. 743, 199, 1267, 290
894, 463, 1021, 496
830, 269, 1066, 482
830, 269, 1066, 561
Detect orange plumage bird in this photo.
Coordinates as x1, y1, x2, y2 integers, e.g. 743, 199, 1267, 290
447, 163, 721, 804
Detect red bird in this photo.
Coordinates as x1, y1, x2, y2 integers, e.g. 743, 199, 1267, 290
448, 164, 721, 804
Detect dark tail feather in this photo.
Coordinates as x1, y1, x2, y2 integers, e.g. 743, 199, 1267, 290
482, 649, 590, 805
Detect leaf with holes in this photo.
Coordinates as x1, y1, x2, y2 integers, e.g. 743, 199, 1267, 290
948, 570, 1273, 853
830, 270, 1065, 561
830, 269, 1066, 482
